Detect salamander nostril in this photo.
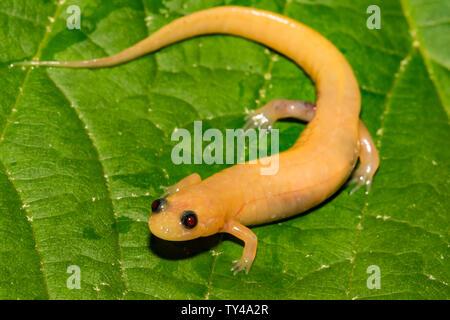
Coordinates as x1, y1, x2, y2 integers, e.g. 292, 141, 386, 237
151, 198, 168, 213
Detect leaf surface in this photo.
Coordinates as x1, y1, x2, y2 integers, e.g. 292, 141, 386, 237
0, 0, 448, 299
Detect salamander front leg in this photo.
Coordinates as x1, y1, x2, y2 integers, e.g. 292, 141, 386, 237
161, 173, 201, 197
222, 220, 258, 275
348, 122, 380, 194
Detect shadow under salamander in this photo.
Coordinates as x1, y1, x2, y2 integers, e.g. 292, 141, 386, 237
149, 233, 222, 260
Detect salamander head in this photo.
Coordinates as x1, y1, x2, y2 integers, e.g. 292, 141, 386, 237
148, 190, 223, 241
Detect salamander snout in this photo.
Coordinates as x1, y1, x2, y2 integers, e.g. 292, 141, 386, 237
148, 197, 204, 241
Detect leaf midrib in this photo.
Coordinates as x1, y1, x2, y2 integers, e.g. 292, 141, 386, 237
0, 0, 68, 300
45, 75, 129, 298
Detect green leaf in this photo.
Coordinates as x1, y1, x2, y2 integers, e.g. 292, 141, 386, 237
0, 0, 448, 299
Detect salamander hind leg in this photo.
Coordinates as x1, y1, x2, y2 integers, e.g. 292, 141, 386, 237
244, 100, 379, 194
243, 99, 316, 130
348, 121, 380, 195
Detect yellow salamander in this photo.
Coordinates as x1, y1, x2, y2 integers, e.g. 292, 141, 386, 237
14, 6, 379, 274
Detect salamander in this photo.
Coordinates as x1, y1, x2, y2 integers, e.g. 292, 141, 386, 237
14, 6, 379, 274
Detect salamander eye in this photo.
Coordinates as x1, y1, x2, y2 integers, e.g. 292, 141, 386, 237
181, 210, 197, 229
151, 198, 167, 213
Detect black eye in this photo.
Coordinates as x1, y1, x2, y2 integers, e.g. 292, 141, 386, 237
181, 211, 197, 229
151, 198, 167, 213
